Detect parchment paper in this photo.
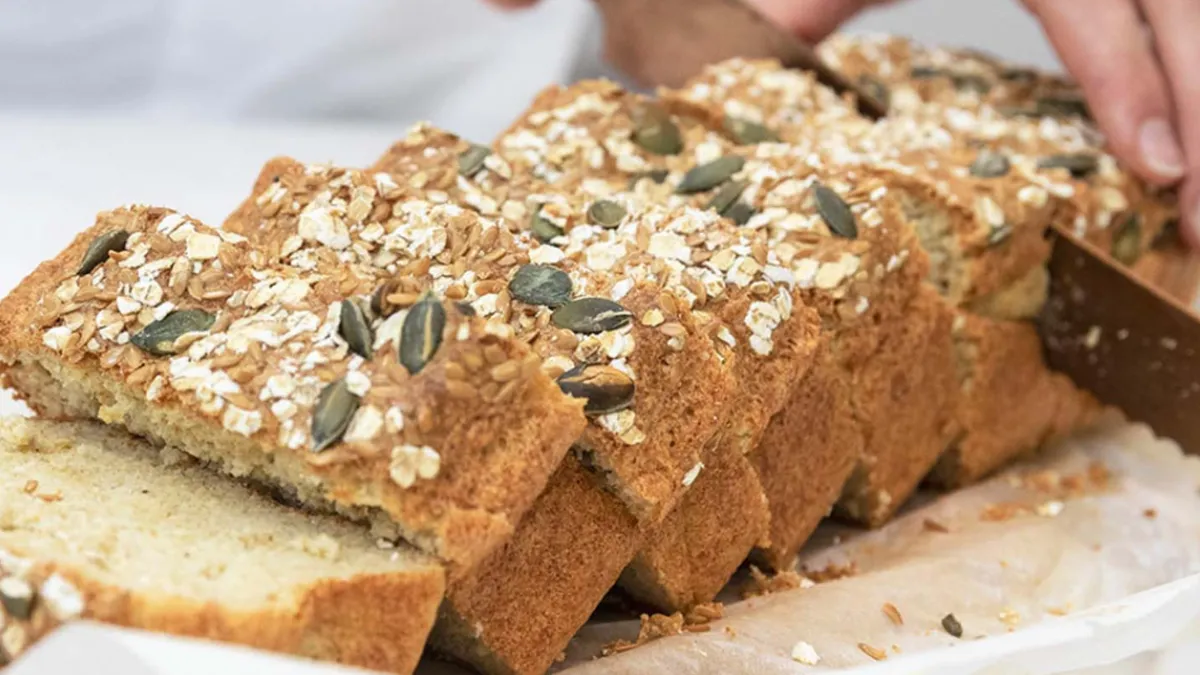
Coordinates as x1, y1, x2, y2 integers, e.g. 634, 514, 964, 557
550, 420, 1200, 675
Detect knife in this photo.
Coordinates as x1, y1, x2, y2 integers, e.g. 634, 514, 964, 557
1041, 230, 1200, 454
590, 0, 1200, 453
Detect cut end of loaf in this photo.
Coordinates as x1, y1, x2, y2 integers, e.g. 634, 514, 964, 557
0, 417, 443, 673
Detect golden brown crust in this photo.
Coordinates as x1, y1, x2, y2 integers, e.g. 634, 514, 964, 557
431, 456, 640, 675
751, 344, 861, 571
619, 448, 769, 611
837, 287, 961, 526
929, 315, 1063, 487
44, 564, 443, 675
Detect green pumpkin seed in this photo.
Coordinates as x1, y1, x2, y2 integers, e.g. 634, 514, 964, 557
723, 116, 778, 145
311, 378, 361, 453
78, 230, 130, 276
627, 169, 670, 189
339, 299, 374, 360
1037, 153, 1098, 179
1000, 67, 1038, 83
630, 102, 683, 156
1036, 93, 1090, 120
552, 297, 632, 335
556, 364, 636, 416
676, 155, 746, 194
941, 613, 964, 638
529, 207, 564, 243
1111, 213, 1142, 265
858, 75, 891, 110
724, 201, 757, 226
813, 184, 858, 239
131, 310, 216, 356
0, 577, 35, 620
910, 66, 946, 79
997, 104, 1038, 118
587, 200, 627, 229
509, 264, 573, 308
399, 291, 445, 375
705, 179, 749, 216
969, 150, 1011, 179
951, 73, 991, 94
458, 144, 491, 177
987, 223, 1013, 247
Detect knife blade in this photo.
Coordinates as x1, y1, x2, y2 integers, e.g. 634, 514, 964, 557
1041, 228, 1200, 454
589, 0, 887, 119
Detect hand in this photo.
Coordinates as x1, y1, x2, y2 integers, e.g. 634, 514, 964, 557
1018, 0, 1195, 248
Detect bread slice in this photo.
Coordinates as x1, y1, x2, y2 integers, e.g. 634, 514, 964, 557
928, 313, 1072, 487
430, 456, 640, 675
0, 204, 586, 574
225, 155, 736, 527
0, 417, 443, 674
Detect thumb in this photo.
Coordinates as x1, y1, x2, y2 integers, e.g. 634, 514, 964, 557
748, 0, 894, 43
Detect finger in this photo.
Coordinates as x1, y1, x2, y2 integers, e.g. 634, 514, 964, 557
1024, 0, 1185, 185
748, 0, 894, 43
1139, 0, 1200, 246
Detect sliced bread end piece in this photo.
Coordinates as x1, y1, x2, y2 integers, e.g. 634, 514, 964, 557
0, 418, 443, 674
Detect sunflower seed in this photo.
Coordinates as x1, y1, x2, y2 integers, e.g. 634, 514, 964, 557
705, 179, 749, 215
0, 578, 35, 620
509, 264, 573, 308
339, 299, 374, 359
813, 184, 858, 239
587, 200, 627, 228
941, 613, 963, 638
458, 144, 491, 177
1111, 213, 1142, 265
556, 364, 635, 416
455, 301, 477, 316
627, 169, 670, 189
858, 75, 891, 110
399, 291, 445, 375
530, 207, 564, 243
676, 155, 746, 194
552, 297, 632, 334
78, 230, 130, 275
723, 116, 778, 145
724, 201, 757, 226
131, 309, 216, 356
630, 102, 683, 156
1037, 153, 1098, 179
987, 223, 1013, 247
969, 150, 1011, 178
311, 378, 361, 452
371, 279, 400, 318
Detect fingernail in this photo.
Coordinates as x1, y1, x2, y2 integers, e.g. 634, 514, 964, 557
1139, 118, 1186, 180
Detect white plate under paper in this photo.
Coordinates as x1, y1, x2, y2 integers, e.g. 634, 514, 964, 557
3, 116, 1200, 675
